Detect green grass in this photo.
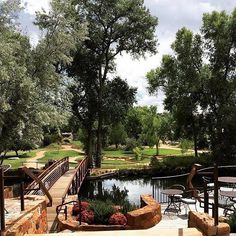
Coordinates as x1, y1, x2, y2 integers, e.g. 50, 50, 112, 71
101, 156, 150, 169
103, 147, 190, 158
142, 148, 190, 156
102, 149, 133, 157
40, 150, 81, 162
2, 151, 37, 169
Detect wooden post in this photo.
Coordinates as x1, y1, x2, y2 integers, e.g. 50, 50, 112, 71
203, 179, 209, 213
0, 167, 5, 231
213, 163, 218, 226
20, 182, 25, 211
22, 167, 53, 206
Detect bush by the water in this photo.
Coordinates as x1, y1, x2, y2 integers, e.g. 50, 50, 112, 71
150, 153, 215, 172
109, 213, 127, 225
89, 200, 116, 224
72, 198, 132, 225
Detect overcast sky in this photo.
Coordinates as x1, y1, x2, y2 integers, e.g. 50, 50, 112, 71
18, 0, 236, 112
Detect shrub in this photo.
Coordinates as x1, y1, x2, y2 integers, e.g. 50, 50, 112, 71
121, 200, 137, 215
132, 147, 142, 161
125, 138, 138, 151
43, 134, 61, 146
76, 210, 94, 224
109, 213, 127, 225
89, 200, 115, 224
179, 139, 193, 154
72, 201, 90, 216
227, 211, 236, 232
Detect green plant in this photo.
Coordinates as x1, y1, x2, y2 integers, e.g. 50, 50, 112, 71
227, 211, 236, 232
121, 200, 137, 215
125, 138, 138, 151
179, 139, 193, 155
89, 200, 115, 224
132, 147, 142, 161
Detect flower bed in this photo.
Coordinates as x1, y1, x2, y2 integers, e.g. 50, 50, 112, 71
57, 195, 161, 232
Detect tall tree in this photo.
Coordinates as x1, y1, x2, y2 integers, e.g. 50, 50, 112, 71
0, 0, 86, 162
201, 10, 236, 159
147, 9, 236, 160
147, 28, 202, 157
71, 0, 158, 167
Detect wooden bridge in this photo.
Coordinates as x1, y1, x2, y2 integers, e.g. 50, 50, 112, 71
23, 157, 89, 232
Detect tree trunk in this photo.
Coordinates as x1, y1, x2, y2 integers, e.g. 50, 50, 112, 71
15, 150, 19, 157
87, 128, 94, 168
156, 139, 159, 156
192, 117, 198, 157
95, 67, 104, 168
95, 114, 102, 168
115, 143, 118, 149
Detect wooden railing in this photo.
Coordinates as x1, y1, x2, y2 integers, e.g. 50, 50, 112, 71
25, 157, 69, 195
61, 157, 89, 203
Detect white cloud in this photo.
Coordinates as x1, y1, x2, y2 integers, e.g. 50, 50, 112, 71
18, 0, 236, 111
22, 0, 50, 15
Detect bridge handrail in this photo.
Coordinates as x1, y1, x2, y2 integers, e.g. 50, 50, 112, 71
61, 157, 89, 203
25, 157, 69, 194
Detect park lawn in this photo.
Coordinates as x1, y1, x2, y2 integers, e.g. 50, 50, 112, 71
3, 151, 38, 169
142, 148, 193, 156
103, 147, 191, 158
102, 149, 133, 158
40, 150, 81, 162
101, 157, 150, 169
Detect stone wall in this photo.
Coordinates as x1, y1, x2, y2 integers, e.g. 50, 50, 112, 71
188, 211, 230, 236
126, 195, 161, 229
5, 196, 48, 236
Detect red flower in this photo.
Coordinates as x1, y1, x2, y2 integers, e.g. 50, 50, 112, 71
109, 213, 127, 225
72, 201, 90, 216
76, 210, 94, 224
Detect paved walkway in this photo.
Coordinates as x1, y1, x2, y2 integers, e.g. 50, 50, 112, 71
23, 145, 83, 168
24, 150, 46, 168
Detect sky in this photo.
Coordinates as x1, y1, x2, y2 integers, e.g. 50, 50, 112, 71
17, 0, 236, 113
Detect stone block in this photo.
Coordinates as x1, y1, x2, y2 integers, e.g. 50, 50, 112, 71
188, 212, 230, 236
126, 195, 161, 229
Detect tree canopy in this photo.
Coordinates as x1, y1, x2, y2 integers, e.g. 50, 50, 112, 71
147, 9, 236, 160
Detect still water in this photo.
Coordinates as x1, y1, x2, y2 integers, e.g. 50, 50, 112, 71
80, 176, 195, 205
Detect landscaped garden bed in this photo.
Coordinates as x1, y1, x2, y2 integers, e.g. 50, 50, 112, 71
57, 195, 161, 232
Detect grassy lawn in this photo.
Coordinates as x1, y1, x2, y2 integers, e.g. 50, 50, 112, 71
40, 150, 81, 162
101, 147, 195, 169
103, 147, 190, 158
102, 149, 133, 158
142, 148, 191, 156
3, 151, 37, 169
101, 156, 150, 169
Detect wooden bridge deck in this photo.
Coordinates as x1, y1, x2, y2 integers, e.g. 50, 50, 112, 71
47, 169, 76, 232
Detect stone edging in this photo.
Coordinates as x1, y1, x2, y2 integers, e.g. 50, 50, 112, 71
57, 194, 161, 232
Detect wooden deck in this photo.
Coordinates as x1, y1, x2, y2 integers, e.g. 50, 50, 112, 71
47, 169, 76, 232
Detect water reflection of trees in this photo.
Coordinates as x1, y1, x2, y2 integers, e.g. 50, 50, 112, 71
82, 181, 129, 205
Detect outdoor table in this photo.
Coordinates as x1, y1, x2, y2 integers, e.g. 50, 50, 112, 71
218, 176, 236, 184
220, 191, 236, 201
218, 176, 236, 191
219, 190, 236, 215
161, 189, 183, 214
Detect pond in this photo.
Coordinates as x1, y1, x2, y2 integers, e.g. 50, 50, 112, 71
80, 176, 200, 206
